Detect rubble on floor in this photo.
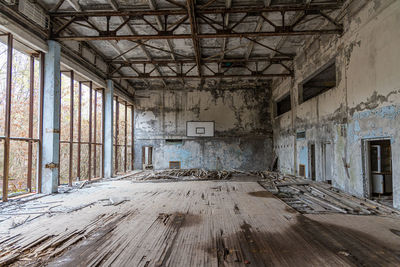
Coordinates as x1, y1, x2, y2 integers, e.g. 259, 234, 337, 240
131, 169, 237, 181
258, 173, 400, 216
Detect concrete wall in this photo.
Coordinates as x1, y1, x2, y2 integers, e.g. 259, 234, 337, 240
272, 0, 400, 208
134, 85, 273, 171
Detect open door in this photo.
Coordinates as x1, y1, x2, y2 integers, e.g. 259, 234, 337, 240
364, 139, 393, 207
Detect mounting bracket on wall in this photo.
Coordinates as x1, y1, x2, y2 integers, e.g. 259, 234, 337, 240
45, 162, 59, 169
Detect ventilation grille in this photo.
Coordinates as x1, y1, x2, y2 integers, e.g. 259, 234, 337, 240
169, 161, 181, 169
19, 0, 49, 29
299, 164, 306, 177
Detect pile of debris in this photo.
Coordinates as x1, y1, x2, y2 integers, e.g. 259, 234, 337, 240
258, 173, 400, 216
132, 169, 236, 181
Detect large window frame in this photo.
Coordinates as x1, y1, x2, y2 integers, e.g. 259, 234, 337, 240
0, 33, 44, 201
59, 73, 105, 185
113, 97, 134, 175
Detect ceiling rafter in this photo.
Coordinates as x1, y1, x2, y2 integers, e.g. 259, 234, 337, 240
46, 0, 344, 82
106, 0, 167, 87
187, 0, 202, 77
147, 0, 185, 85
55, 0, 147, 88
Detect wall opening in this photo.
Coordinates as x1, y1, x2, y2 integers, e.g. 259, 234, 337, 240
322, 142, 333, 183
299, 61, 336, 103
364, 139, 393, 207
299, 164, 306, 177
309, 144, 316, 181
275, 93, 291, 117
142, 146, 153, 170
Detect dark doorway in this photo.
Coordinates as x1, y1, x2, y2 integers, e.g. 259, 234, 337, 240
322, 142, 333, 183
310, 144, 316, 181
368, 140, 392, 206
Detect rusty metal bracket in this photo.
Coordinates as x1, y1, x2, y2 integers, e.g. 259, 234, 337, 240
45, 162, 59, 169
46, 128, 60, 133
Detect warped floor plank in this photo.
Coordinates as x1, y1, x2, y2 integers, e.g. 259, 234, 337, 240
0, 179, 400, 266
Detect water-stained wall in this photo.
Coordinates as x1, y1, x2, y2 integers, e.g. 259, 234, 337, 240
272, 0, 400, 208
134, 85, 273, 171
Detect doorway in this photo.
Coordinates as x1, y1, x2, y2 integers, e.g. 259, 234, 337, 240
142, 146, 153, 170
364, 139, 393, 206
322, 142, 333, 183
309, 144, 316, 181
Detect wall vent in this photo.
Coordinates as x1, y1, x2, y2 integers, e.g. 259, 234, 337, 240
169, 161, 181, 169
299, 164, 306, 177
165, 139, 183, 145
19, 0, 49, 29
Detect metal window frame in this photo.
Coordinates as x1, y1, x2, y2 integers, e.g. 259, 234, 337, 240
59, 74, 105, 184
1, 33, 43, 201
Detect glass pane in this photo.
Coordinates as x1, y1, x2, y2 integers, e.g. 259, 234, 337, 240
126, 106, 132, 146
127, 145, 132, 172
119, 103, 125, 145
80, 144, 89, 180
30, 142, 38, 192
81, 84, 90, 143
0, 139, 3, 198
60, 74, 71, 141
96, 91, 103, 144
73, 81, 79, 142
10, 49, 30, 138
117, 145, 124, 173
59, 143, 70, 185
9, 140, 29, 195
0, 39, 8, 135
32, 58, 40, 139
94, 144, 102, 178
72, 143, 79, 182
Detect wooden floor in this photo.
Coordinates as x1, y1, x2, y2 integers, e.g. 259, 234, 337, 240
1, 179, 400, 266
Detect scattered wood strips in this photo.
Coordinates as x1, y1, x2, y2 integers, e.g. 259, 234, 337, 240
131, 169, 236, 180
258, 172, 400, 216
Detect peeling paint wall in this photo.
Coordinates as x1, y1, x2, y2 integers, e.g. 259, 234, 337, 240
272, 0, 400, 208
134, 85, 273, 171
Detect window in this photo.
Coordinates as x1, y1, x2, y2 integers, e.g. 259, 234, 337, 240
59, 75, 104, 185
275, 94, 291, 117
300, 61, 336, 103
113, 98, 134, 175
0, 33, 41, 200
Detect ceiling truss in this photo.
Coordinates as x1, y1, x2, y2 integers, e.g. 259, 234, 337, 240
4, 0, 344, 83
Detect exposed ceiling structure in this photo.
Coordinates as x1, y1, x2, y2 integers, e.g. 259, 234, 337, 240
39, 0, 343, 90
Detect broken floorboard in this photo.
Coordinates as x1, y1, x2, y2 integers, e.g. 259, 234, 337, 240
0, 179, 400, 266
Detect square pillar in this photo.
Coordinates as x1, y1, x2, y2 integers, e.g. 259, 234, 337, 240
103, 80, 114, 178
41, 40, 61, 194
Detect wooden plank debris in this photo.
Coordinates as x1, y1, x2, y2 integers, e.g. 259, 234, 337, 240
258, 172, 400, 216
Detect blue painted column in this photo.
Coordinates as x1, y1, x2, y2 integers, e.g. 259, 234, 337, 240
41, 40, 61, 194
103, 80, 114, 178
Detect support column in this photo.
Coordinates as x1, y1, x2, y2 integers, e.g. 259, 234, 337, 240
103, 80, 114, 178
41, 40, 61, 194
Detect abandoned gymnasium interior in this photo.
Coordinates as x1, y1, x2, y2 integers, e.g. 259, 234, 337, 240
0, 0, 400, 266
